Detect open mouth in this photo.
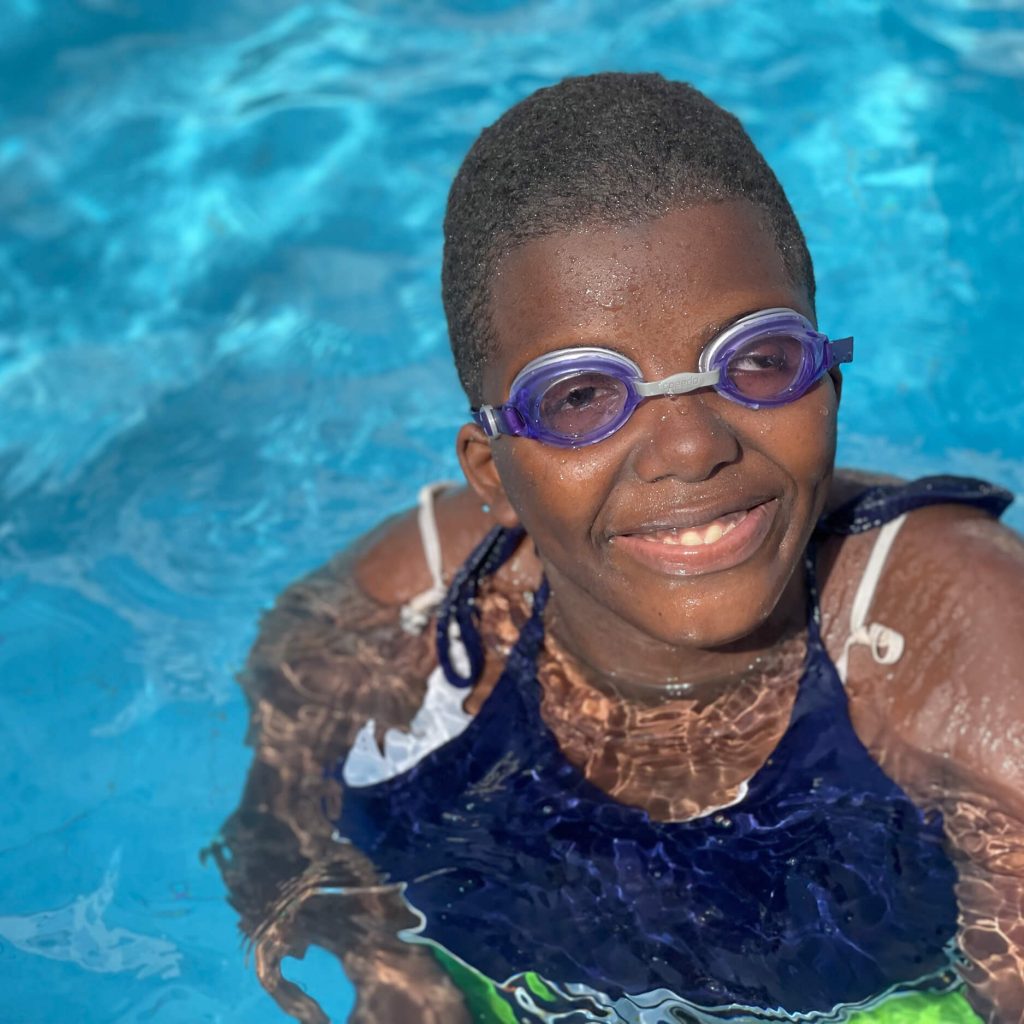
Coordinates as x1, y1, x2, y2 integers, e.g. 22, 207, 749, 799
610, 500, 778, 576
633, 508, 750, 547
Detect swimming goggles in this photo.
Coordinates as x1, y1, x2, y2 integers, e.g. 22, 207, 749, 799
472, 307, 853, 448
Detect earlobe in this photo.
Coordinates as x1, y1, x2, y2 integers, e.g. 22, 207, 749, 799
456, 423, 521, 529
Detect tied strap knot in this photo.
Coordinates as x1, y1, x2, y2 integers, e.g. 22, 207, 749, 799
844, 621, 905, 668
400, 584, 448, 635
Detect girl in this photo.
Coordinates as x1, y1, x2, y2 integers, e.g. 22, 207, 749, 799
213, 74, 1024, 1024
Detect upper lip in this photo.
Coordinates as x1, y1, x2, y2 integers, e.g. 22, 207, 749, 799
609, 496, 776, 536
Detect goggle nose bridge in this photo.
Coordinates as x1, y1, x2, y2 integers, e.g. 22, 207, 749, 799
632, 368, 722, 398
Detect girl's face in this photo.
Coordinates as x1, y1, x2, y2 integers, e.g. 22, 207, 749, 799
459, 200, 838, 652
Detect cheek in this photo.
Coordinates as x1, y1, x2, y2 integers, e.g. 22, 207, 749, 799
799, 387, 840, 466
495, 442, 610, 494
755, 388, 838, 500
492, 444, 614, 537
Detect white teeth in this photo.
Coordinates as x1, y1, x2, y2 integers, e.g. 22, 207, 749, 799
639, 510, 747, 547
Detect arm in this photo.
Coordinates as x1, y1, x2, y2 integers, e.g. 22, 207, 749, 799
209, 527, 474, 1024
852, 506, 1024, 1021
915, 512, 1024, 1022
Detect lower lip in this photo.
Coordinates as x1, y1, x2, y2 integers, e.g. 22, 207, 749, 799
610, 500, 778, 576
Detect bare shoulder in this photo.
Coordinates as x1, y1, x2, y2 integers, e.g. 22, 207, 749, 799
352, 485, 495, 606
239, 489, 483, 760
240, 485, 537, 759
240, 548, 434, 760
352, 485, 541, 606
851, 495, 1024, 814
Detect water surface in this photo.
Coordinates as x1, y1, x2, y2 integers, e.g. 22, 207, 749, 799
1, 2, 1022, 1021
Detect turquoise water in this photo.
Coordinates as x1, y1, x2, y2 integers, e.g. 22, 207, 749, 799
1, 2, 1022, 1022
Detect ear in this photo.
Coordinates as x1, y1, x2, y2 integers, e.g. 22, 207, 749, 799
456, 423, 521, 529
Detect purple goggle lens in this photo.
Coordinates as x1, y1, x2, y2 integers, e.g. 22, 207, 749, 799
472, 308, 853, 448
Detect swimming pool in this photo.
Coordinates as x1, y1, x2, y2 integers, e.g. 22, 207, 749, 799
1, 2, 1022, 1021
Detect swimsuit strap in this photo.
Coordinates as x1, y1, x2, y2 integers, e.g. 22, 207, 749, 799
436, 523, 526, 688
395, 479, 525, 686
834, 514, 907, 683
820, 474, 1012, 535
802, 537, 827, 650
399, 481, 462, 634
818, 474, 1013, 682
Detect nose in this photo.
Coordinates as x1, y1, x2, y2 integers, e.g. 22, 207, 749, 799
626, 392, 741, 483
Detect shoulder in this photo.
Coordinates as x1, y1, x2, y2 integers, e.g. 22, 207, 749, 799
240, 545, 434, 760
842, 489, 1024, 814
241, 484, 538, 758
239, 486, 482, 758
883, 501, 1024, 764
351, 485, 494, 606
352, 484, 541, 606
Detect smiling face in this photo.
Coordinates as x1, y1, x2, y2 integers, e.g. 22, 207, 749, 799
458, 199, 838, 670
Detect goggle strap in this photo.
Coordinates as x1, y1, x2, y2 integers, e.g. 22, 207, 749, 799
828, 336, 854, 368
473, 404, 526, 439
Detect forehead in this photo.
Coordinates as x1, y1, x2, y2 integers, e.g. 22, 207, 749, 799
484, 200, 809, 391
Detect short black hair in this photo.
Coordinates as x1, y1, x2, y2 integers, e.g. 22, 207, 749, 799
442, 72, 815, 404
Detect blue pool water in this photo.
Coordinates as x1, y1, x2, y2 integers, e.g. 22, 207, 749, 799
1, 2, 1023, 1021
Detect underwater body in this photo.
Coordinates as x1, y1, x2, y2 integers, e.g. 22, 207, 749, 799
2, 2, 1024, 1022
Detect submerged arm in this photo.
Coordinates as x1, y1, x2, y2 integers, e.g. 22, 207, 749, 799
937, 517, 1024, 1022
209, 542, 471, 1024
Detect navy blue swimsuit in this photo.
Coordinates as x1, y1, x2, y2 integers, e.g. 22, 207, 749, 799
337, 477, 1012, 1015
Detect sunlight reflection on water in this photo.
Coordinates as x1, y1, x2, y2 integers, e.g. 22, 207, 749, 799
1, 2, 1022, 1020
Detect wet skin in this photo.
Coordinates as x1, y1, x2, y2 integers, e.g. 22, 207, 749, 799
458, 199, 839, 691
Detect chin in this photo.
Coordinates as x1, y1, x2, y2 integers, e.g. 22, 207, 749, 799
623, 569, 798, 651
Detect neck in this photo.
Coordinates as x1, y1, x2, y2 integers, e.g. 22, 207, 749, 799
541, 562, 809, 705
